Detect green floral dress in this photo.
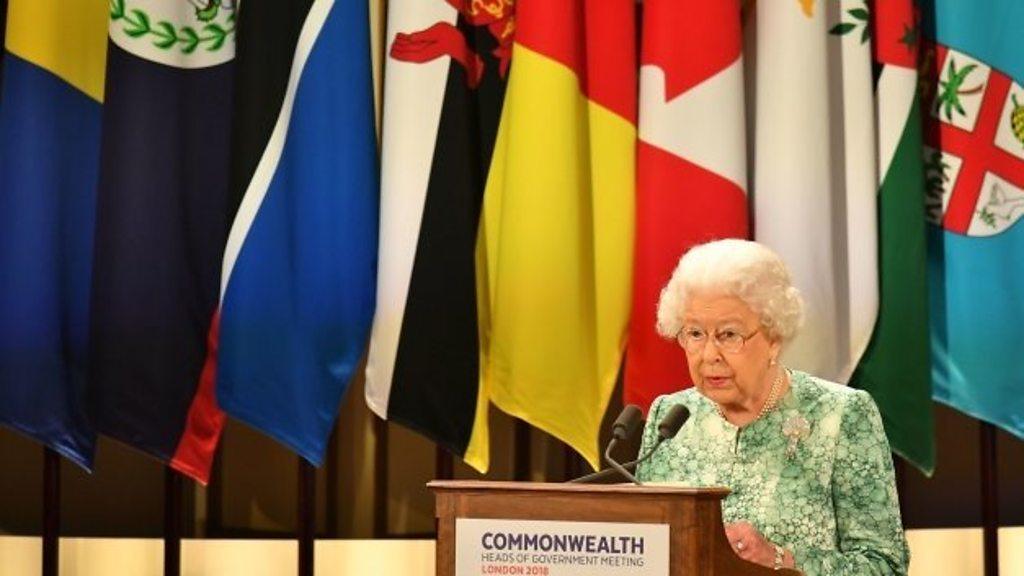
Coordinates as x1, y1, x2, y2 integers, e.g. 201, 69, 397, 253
636, 370, 910, 575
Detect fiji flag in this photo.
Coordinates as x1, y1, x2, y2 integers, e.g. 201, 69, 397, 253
214, 0, 378, 463
922, 0, 1024, 439
0, 0, 107, 468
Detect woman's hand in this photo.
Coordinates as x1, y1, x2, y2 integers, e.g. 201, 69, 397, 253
724, 521, 793, 569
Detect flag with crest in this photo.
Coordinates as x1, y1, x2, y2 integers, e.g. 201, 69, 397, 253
365, 0, 512, 472
752, 0, 879, 384
87, 0, 236, 482
920, 0, 1024, 442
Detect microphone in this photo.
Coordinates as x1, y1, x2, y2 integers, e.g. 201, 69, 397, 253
611, 404, 643, 442
603, 405, 644, 485
656, 404, 691, 440
568, 404, 690, 484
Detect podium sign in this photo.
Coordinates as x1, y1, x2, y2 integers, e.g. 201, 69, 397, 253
455, 518, 670, 576
431, 481, 801, 576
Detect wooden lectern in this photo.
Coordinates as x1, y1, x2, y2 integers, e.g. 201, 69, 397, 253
430, 480, 801, 576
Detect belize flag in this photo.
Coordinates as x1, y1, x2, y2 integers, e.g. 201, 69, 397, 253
922, 0, 1024, 439
88, 0, 235, 483
0, 0, 107, 469
213, 0, 378, 465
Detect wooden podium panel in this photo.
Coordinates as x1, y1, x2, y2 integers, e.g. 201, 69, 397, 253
430, 481, 800, 576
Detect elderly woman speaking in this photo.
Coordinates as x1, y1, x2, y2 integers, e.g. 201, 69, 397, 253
636, 239, 909, 575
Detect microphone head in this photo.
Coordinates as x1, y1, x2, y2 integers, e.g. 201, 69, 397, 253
611, 404, 643, 441
657, 404, 691, 440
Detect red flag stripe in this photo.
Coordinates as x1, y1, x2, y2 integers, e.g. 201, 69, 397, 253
874, 0, 918, 69
625, 0, 748, 412
641, 0, 742, 99
170, 310, 226, 485
514, 0, 636, 123
626, 142, 748, 411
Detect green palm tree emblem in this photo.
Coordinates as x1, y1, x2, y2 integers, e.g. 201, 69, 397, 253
936, 57, 985, 121
1011, 94, 1024, 148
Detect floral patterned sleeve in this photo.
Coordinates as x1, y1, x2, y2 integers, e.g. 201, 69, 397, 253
635, 395, 666, 482
792, 390, 910, 575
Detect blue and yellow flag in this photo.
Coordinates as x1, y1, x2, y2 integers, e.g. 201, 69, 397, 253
922, 0, 1024, 440
0, 0, 107, 468
0, 0, 7, 91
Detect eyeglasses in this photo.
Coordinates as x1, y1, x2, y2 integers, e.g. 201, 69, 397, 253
676, 326, 761, 355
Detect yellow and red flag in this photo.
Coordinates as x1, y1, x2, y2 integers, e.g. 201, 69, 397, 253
478, 0, 636, 470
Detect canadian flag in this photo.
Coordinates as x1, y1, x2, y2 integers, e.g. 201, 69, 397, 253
624, 0, 749, 412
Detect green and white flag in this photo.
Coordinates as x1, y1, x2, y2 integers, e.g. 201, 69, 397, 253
748, 0, 934, 473
851, 0, 935, 475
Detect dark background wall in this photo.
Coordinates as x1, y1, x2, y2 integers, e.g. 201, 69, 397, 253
1, 373, 1022, 538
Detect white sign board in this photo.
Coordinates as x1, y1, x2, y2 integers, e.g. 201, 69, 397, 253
455, 518, 670, 576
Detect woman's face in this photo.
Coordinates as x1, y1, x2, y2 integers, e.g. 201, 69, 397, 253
679, 292, 781, 411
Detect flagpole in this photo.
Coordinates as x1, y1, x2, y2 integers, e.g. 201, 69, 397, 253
297, 458, 316, 576
980, 422, 1000, 576
893, 457, 907, 521
563, 446, 584, 482
436, 446, 454, 481
42, 447, 60, 576
373, 418, 388, 537
205, 451, 224, 537
513, 420, 531, 481
434, 445, 453, 541
325, 428, 339, 535
163, 468, 182, 576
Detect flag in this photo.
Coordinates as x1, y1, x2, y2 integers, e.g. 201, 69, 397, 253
214, 0, 378, 466
86, 0, 235, 482
0, 0, 7, 90
365, 0, 511, 472
920, 0, 1024, 441
0, 0, 107, 468
752, 0, 879, 383
850, 0, 935, 475
479, 0, 636, 470
624, 0, 749, 413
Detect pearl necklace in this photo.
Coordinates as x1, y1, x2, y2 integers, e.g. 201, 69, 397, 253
716, 367, 784, 422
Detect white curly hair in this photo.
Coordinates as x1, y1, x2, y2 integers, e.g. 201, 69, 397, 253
656, 239, 804, 343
